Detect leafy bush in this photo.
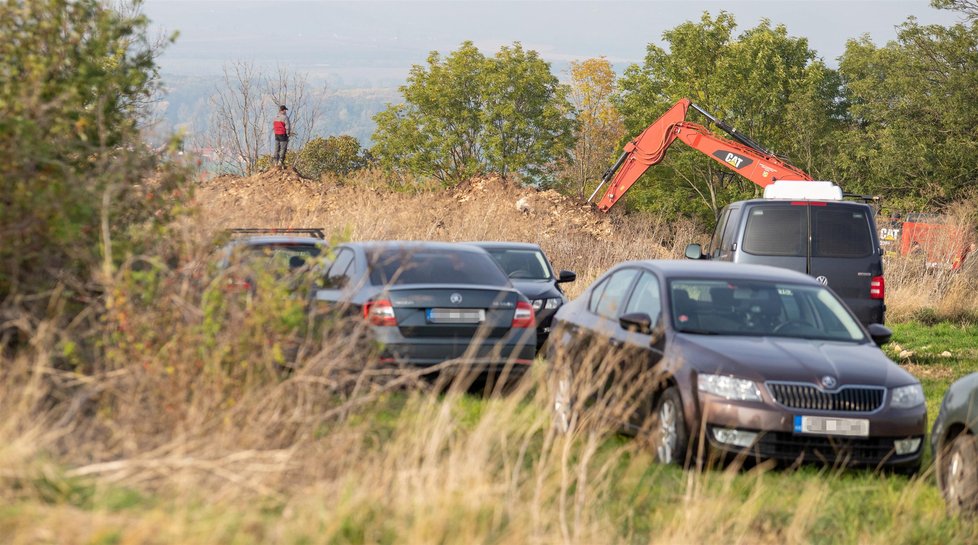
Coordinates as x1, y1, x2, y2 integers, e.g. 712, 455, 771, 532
296, 135, 372, 179
0, 0, 188, 329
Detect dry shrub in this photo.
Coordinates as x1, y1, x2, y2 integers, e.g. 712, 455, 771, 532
0, 277, 840, 543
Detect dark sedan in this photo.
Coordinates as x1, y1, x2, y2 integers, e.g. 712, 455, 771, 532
548, 260, 926, 471
312, 241, 537, 377
217, 234, 331, 293
468, 242, 576, 350
931, 372, 978, 514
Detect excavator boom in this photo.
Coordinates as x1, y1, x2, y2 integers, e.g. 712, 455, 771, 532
590, 99, 813, 211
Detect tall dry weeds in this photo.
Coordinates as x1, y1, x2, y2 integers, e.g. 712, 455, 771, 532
4, 174, 978, 543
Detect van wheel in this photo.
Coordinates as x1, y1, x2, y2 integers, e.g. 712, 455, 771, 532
652, 386, 688, 465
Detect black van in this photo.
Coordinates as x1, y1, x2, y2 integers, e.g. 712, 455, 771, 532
685, 198, 885, 327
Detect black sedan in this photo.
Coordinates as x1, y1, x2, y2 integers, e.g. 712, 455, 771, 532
468, 242, 576, 350
217, 233, 331, 293
312, 241, 537, 377
932, 372, 978, 514
548, 260, 926, 471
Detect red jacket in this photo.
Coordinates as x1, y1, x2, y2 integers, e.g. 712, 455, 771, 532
273, 112, 290, 136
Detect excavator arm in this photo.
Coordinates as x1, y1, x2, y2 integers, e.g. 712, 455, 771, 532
590, 98, 813, 211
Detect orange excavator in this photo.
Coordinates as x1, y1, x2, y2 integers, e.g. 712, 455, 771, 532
588, 98, 813, 211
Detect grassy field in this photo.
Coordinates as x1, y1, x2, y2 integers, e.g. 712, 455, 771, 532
1, 320, 976, 545
3, 175, 978, 544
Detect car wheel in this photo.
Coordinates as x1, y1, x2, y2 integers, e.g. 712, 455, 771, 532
939, 433, 978, 515
552, 366, 574, 435
652, 386, 688, 465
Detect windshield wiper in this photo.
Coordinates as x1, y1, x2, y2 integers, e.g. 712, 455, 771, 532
678, 328, 721, 335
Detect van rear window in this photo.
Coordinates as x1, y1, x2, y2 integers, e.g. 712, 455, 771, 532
742, 207, 806, 257
812, 207, 873, 257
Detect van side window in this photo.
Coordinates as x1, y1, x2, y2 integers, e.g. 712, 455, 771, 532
710, 208, 730, 257
720, 208, 739, 252
742, 206, 807, 257
709, 208, 730, 257
594, 269, 639, 319
812, 207, 873, 258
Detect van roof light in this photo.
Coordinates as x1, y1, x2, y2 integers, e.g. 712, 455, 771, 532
763, 180, 843, 201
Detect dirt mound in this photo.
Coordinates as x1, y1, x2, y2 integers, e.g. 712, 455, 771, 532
450, 175, 618, 240
194, 171, 699, 292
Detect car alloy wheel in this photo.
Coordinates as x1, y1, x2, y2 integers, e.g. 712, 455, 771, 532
653, 386, 688, 465
552, 367, 574, 435
941, 433, 978, 515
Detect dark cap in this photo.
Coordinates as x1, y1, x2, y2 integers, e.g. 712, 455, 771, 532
279, 105, 288, 111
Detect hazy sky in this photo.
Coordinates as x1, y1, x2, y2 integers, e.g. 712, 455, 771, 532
145, 1, 963, 87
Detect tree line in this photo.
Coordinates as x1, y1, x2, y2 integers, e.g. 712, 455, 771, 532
365, 2, 978, 219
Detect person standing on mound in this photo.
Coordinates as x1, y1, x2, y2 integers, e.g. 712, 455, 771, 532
272, 105, 291, 167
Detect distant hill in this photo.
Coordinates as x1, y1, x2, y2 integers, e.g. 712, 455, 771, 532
151, 74, 400, 147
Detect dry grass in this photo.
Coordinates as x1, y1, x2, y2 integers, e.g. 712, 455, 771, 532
194, 170, 703, 298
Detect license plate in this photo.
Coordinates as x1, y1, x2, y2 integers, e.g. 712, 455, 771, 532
793, 415, 869, 437
426, 308, 485, 324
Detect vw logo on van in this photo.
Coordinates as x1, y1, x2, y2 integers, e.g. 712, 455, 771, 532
815, 275, 829, 285
450, 293, 463, 304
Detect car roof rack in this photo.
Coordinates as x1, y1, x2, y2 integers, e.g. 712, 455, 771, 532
227, 228, 326, 240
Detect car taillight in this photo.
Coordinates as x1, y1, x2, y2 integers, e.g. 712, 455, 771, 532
225, 276, 252, 292
870, 275, 885, 300
512, 301, 535, 329
363, 299, 397, 326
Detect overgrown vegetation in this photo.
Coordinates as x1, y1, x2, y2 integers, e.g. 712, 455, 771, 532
5, 1, 978, 543
0, 0, 188, 334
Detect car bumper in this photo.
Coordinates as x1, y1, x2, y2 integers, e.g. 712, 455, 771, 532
699, 397, 926, 468
376, 333, 536, 370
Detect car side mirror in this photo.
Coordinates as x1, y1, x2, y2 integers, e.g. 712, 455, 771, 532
685, 243, 704, 260
867, 323, 892, 346
619, 312, 653, 335
557, 270, 577, 283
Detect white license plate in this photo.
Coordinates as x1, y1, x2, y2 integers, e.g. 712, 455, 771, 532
426, 308, 485, 324
793, 416, 869, 437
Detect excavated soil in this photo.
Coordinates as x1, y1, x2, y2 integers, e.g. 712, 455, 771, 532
194, 168, 702, 291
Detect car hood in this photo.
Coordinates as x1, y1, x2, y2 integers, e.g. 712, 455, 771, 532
510, 279, 562, 300
674, 334, 918, 388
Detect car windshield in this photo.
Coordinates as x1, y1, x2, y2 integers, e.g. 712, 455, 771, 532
369, 248, 510, 286
482, 248, 552, 280
668, 279, 867, 342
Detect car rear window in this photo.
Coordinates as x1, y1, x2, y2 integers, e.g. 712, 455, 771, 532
812, 206, 873, 258
742, 206, 806, 257
368, 248, 509, 286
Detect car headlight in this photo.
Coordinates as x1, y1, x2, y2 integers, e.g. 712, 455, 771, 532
891, 384, 925, 408
698, 374, 762, 401
532, 297, 562, 311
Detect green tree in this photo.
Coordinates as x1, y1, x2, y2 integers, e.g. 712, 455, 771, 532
296, 135, 371, 178
563, 58, 625, 199
836, 19, 978, 208
371, 41, 574, 185
931, 0, 978, 20
0, 0, 185, 321
616, 12, 841, 219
